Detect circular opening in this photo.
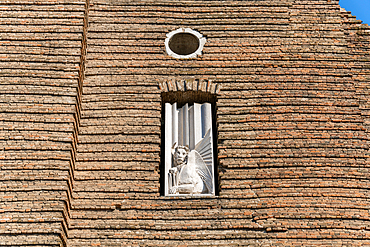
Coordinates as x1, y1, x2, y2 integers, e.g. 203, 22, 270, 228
168, 33, 200, 56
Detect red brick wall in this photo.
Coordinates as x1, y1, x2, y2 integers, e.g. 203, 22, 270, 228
1, 0, 370, 246
0, 1, 86, 246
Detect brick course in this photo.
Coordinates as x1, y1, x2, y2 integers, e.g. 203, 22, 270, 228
1, 0, 370, 246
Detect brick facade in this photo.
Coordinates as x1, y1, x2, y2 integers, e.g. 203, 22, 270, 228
1, 0, 370, 246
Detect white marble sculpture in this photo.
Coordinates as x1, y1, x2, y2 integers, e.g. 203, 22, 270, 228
165, 102, 214, 196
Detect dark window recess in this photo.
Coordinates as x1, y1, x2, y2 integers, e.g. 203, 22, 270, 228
168, 33, 200, 56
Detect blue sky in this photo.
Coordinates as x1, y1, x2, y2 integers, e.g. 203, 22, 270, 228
339, 0, 370, 25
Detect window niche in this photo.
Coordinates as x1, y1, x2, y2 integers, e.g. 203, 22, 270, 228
159, 79, 220, 197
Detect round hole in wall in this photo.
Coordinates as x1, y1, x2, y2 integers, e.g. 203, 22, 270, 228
168, 33, 200, 56
165, 28, 206, 59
